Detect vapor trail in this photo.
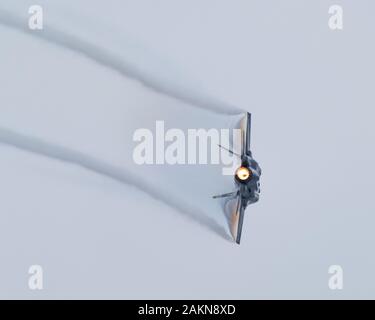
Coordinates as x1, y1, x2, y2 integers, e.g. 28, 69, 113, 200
0, 9, 241, 115
0, 127, 231, 241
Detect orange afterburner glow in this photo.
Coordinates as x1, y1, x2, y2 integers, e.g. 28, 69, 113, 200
236, 167, 251, 181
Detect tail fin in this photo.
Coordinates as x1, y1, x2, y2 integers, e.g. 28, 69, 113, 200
212, 191, 238, 199
218, 144, 241, 157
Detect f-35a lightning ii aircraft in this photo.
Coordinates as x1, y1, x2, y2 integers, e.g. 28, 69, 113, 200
214, 113, 261, 244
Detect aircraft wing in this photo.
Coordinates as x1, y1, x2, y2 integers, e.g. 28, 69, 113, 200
240, 112, 252, 156
229, 186, 246, 244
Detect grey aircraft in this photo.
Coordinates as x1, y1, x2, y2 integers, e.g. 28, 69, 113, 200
213, 112, 261, 244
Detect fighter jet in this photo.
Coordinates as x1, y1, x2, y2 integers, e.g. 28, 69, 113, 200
213, 112, 261, 244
